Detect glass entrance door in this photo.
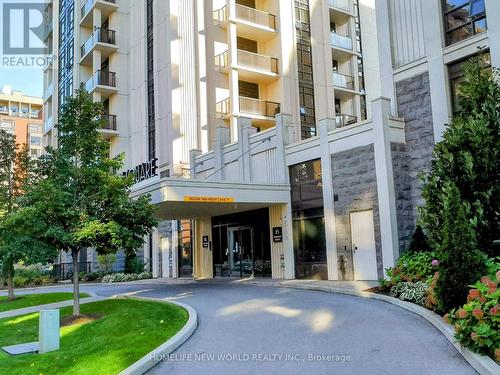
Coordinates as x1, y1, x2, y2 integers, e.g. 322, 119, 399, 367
227, 227, 254, 277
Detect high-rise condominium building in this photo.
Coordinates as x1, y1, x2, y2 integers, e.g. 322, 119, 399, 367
44, 0, 499, 280
0, 85, 43, 159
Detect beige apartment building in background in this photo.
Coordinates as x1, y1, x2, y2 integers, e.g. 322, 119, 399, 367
0, 85, 44, 158
43, 0, 499, 280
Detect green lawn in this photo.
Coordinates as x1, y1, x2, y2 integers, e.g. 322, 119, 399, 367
0, 298, 188, 375
0, 293, 89, 313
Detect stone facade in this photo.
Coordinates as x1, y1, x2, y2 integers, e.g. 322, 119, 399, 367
331, 144, 382, 280
394, 72, 435, 252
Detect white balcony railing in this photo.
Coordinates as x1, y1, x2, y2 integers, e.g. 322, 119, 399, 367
333, 71, 355, 90
328, 0, 353, 13
330, 32, 353, 50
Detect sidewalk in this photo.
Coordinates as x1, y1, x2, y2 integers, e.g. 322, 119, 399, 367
0, 295, 106, 319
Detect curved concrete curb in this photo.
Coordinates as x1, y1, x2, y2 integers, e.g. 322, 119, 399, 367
279, 282, 498, 375
118, 296, 198, 375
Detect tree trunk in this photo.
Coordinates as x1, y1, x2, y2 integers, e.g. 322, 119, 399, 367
72, 248, 80, 316
7, 263, 14, 301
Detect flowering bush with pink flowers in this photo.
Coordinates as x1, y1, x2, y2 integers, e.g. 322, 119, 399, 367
445, 271, 500, 361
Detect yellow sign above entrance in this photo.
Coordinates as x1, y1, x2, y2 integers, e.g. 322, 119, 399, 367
184, 196, 235, 203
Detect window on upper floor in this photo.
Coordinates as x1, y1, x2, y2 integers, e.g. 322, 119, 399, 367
448, 51, 491, 113
442, 0, 486, 46
1, 121, 14, 133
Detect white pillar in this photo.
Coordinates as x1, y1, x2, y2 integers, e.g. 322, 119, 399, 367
171, 220, 179, 278
281, 203, 295, 279
422, 0, 450, 142
228, 1, 239, 142
485, 0, 500, 69
372, 97, 399, 273
151, 228, 160, 278
160, 236, 170, 278
318, 118, 338, 280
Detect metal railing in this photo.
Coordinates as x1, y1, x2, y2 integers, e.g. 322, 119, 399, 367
214, 50, 229, 68
236, 4, 277, 30
333, 71, 355, 89
239, 97, 280, 118
328, 0, 353, 13
237, 49, 279, 74
335, 113, 357, 128
213, 5, 228, 23
101, 113, 117, 130
85, 70, 117, 92
81, 28, 116, 57
52, 261, 92, 280
216, 98, 231, 118
330, 31, 353, 50
81, 0, 116, 19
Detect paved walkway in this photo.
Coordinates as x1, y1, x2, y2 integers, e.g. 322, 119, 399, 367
0, 279, 476, 375
0, 295, 105, 319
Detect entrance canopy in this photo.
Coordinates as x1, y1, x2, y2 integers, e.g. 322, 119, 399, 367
131, 177, 291, 219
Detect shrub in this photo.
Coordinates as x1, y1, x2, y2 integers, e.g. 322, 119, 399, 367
408, 225, 431, 253
390, 281, 429, 306
380, 251, 438, 292
124, 253, 144, 274
434, 183, 487, 314
101, 272, 152, 283
83, 272, 100, 282
97, 254, 117, 273
445, 272, 500, 360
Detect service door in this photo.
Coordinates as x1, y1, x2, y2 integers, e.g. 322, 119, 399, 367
350, 210, 378, 280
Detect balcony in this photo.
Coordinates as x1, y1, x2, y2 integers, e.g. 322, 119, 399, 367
215, 97, 280, 120
216, 49, 279, 82
328, 0, 353, 14
330, 32, 353, 51
333, 71, 355, 90
0, 105, 8, 114
239, 97, 280, 119
214, 3, 277, 40
80, 28, 117, 65
80, 0, 117, 27
84, 70, 117, 98
335, 114, 357, 128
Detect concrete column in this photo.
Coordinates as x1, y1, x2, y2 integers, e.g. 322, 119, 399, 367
486, 0, 500, 69
274, 114, 293, 183
372, 97, 399, 274
171, 220, 179, 279
193, 218, 212, 279
281, 203, 295, 279
237, 117, 253, 182
228, 1, 239, 142
422, 0, 449, 142
189, 149, 202, 179
151, 228, 160, 278
212, 125, 230, 180
160, 236, 170, 278
319, 118, 338, 280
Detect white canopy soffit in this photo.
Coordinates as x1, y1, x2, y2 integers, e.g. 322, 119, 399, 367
130, 178, 290, 219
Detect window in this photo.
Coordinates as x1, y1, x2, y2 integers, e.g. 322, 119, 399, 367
30, 136, 42, 146
237, 37, 258, 53
28, 124, 42, 133
238, 80, 259, 99
443, 0, 486, 46
1, 121, 14, 133
448, 51, 491, 112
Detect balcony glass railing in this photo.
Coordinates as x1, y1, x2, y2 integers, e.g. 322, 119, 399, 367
0, 106, 9, 113
81, 28, 116, 57
101, 114, 117, 130
330, 32, 353, 50
85, 70, 117, 92
328, 0, 352, 13
236, 4, 277, 30
333, 71, 355, 90
237, 50, 278, 74
239, 97, 280, 118
335, 114, 357, 128
81, 0, 116, 19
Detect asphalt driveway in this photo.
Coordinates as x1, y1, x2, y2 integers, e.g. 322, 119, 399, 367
1, 280, 476, 375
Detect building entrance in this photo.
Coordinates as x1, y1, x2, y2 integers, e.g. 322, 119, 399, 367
212, 208, 272, 278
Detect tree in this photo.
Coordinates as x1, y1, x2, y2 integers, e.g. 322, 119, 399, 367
23, 88, 157, 316
420, 59, 500, 257
433, 183, 487, 313
0, 131, 50, 300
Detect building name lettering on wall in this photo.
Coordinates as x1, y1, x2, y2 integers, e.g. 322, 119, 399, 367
122, 158, 158, 183
183, 196, 234, 203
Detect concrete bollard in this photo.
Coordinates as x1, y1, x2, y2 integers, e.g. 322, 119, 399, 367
39, 309, 60, 354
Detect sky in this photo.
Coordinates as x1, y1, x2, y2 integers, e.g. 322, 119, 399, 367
0, 69, 44, 97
